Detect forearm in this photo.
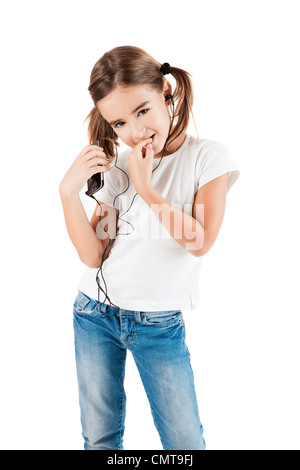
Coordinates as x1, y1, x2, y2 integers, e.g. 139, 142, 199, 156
59, 187, 103, 267
141, 186, 204, 256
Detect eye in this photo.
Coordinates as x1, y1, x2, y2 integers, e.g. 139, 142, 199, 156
138, 108, 149, 116
114, 108, 150, 129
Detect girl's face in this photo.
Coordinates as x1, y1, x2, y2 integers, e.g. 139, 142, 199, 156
96, 82, 173, 158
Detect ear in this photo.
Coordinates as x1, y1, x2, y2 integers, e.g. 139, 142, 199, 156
162, 79, 172, 97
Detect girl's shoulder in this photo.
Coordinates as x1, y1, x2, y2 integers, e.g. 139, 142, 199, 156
187, 134, 229, 152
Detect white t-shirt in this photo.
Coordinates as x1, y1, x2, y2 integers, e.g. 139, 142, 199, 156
78, 134, 240, 311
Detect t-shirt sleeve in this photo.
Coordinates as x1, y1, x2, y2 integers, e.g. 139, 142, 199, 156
195, 141, 240, 193
92, 166, 121, 211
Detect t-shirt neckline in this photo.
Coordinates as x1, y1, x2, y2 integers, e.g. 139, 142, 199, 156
153, 133, 189, 160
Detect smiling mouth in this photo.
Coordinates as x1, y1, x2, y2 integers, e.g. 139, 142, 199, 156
139, 134, 155, 147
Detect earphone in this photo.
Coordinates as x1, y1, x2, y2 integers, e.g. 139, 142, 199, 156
89, 93, 175, 317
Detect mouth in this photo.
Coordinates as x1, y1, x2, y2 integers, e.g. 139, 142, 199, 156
138, 134, 156, 148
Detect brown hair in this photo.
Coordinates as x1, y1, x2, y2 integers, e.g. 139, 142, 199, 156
84, 45, 198, 162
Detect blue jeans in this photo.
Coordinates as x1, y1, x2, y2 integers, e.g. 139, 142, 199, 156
73, 290, 206, 450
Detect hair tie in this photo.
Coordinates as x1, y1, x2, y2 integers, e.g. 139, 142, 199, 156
160, 62, 171, 75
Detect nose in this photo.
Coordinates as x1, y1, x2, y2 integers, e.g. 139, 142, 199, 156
131, 125, 147, 144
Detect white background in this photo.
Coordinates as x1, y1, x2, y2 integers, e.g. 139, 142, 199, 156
0, 0, 299, 450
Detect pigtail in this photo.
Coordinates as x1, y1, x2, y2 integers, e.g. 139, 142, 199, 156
166, 66, 199, 152
84, 106, 120, 164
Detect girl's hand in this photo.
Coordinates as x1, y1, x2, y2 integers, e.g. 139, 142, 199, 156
127, 138, 154, 196
59, 144, 111, 197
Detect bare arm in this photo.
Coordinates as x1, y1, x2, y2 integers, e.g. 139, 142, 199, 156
59, 189, 105, 268
58, 143, 112, 268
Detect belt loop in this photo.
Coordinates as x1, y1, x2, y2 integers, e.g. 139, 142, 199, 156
99, 303, 108, 314
136, 311, 142, 323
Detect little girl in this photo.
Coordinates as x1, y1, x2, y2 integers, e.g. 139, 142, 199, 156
59, 45, 240, 451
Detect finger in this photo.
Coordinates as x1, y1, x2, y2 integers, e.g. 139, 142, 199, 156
136, 137, 153, 150
86, 144, 104, 150
84, 149, 106, 161
87, 157, 108, 168
144, 143, 154, 158
78, 145, 104, 157
88, 165, 110, 179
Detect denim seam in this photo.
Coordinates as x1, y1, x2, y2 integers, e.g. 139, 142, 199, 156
73, 302, 99, 316
144, 315, 183, 328
117, 353, 127, 448
120, 315, 136, 346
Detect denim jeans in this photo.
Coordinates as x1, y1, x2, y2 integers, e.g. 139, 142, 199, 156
73, 290, 206, 450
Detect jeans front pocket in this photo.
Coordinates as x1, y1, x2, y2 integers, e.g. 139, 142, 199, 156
73, 290, 99, 316
142, 310, 183, 327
